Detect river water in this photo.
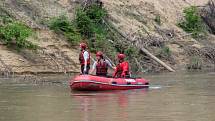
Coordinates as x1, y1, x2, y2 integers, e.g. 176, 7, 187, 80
0, 72, 214, 121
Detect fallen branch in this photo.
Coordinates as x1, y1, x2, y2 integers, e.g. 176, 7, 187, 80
137, 47, 175, 72
104, 19, 175, 72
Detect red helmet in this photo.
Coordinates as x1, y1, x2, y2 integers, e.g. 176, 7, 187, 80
80, 43, 87, 49
117, 54, 125, 60
96, 51, 103, 57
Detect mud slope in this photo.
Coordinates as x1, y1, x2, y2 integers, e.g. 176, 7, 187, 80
0, 0, 214, 75
0, 0, 80, 74
102, 0, 215, 70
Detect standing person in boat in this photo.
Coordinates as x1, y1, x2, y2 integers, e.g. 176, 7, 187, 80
79, 43, 90, 74
113, 54, 130, 78
90, 51, 115, 77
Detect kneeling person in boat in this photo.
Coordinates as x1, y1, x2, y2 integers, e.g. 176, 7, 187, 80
90, 51, 115, 76
113, 54, 130, 78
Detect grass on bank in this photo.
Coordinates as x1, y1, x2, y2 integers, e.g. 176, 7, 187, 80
186, 56, 202, 70
0, 15, 36, 50
178, 6, 206, 38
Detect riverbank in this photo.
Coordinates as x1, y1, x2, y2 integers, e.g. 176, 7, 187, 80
0, 0, 215, 75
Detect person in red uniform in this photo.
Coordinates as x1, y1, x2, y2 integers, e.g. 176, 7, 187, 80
113, 54, 130, 78
79, 43, 90, 74
90, 51, 115, 76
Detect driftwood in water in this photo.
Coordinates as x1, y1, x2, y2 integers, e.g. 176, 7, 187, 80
104, 19, 175, 72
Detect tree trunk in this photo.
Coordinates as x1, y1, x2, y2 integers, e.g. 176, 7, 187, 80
104, 19, 175, 72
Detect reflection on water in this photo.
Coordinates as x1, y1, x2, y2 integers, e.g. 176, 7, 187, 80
0, 72, 215, 121
72, 89, 148, 121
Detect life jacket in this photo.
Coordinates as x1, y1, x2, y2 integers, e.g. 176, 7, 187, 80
115, 61, 130, 78
79, 50, 90, 65
96, 59, 108, 76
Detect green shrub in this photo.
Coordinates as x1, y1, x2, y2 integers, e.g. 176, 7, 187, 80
49, 15, 71, 32
75, 4, 110, 51
75, 9, 95, 38
0, 21, 35, 49
178, 6, 206, 38
48, 4, 108, 45
85, 4, 107, 23
91, 34, 105, 51
75, 3, 107, 37
49, 15, 82, 43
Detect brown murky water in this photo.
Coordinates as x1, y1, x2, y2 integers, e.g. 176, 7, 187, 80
0, 72, 215, 121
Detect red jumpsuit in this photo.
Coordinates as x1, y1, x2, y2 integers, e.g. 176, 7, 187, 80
113, 61, 130, 78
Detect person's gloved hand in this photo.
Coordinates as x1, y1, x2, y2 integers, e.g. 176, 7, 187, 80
121, 72, 126, 78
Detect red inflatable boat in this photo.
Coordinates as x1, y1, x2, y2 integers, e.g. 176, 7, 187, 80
70, 75, 149, 91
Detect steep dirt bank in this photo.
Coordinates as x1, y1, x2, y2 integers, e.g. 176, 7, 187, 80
0, 0, 83, 76
0, 29, 80, 74
103, 0, 215, 71
0, 0, 215, 77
